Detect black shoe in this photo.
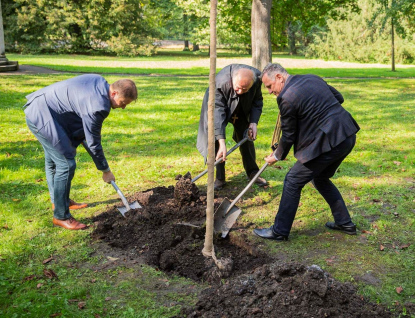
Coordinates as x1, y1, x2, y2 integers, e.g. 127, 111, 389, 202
214, 179, 226, 190
325, 222, 357, 235
253, 226, 288, 241
249, 172, 268, 187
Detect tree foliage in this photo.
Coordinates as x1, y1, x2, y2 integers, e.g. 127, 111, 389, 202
3, 0, 160, 55
306, 0, 415, 64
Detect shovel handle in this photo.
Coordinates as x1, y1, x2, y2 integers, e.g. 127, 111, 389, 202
225, 162, 269, 215
192, 130, 253, 183
111, 181, 131, 210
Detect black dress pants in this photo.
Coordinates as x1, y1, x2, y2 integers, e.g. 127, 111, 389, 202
273, 134, 356, 236
215, 108, 259, 181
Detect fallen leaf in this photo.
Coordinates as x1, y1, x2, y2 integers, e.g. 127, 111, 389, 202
105, 297, 111, 301
36, 178, 44, 182
43, 257, 54, 264
373, 199, 381, 202
78, 302, 86, 309
400, 243, 411, 249
23, 275, 36, 282
50, 313, 62, 317
43, 268, 59, 280
393, 161, 401, 166
6, 152, 10, 157
12, 199, 20, 202
396, 286, 403, 294
94, 314, 101, 318
361, 230, 372, 234
26, 219, 33, 222
354, 196, 360, 201
37, 283, 43, 288
380, 244, 385, 251
393, 212, 399, 217
106, 256, 119, 262
91, 279, 96, 283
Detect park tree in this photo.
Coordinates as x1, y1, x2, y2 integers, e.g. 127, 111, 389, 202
370, 0, 415, 70
2, 0, 160, 55
251, 0, 272, 71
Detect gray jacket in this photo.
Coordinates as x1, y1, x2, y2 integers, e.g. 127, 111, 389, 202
24, 74, 111, 171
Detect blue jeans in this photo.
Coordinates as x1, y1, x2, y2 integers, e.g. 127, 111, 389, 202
273, 134, 356, 236
26, 118, 76, 220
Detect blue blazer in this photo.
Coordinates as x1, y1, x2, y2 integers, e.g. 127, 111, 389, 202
275, 74, 360, 164
24, 74, 111, 171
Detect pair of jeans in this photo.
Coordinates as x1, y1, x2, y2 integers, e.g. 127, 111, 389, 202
273, 134, 356, 236
26, 118, 76, 220
215, 108, 259, 181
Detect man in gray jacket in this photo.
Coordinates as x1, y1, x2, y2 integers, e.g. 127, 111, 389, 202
196, 64, 267, 190
24, 74, 137, 230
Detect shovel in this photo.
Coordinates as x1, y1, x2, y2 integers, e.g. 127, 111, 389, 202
214, 162, 269, 238
192, 129, 253, 183
111, 181, 141, 217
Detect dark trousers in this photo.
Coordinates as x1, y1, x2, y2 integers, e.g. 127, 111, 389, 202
215, 110, 259, 180
26, 118, 76, 220
273, 134, 356, 236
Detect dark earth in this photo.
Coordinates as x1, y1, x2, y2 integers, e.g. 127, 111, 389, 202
91, 174, 397, 317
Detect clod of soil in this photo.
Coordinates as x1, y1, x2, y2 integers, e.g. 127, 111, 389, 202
174, 172, 199, 205
180, 263, 392, 318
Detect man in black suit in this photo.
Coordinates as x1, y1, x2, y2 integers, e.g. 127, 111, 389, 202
196, 64, 268, 190
254, 63, 360, 241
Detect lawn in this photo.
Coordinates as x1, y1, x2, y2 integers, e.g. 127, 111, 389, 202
0, 55, 414, 317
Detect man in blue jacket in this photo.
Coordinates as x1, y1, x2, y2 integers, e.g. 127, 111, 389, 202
254, 63, 360, 241
24, 75, 137, 230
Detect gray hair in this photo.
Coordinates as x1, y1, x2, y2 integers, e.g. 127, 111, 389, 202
260, 63, 289, 81
233, 68, 257, 84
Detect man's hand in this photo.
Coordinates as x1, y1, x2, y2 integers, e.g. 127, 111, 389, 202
215, 139, 227, 161
265, 152, 278, 166
102, 171, 115, 183
248, 123, 257, 140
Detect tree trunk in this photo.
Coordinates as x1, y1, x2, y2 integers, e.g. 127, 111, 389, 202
202, 0, 217, 258
192, 43, 200, 51
183, 40, 190, 51
287, 21, 297, 55
251, 0, 272, 71
391, 18, 395, 72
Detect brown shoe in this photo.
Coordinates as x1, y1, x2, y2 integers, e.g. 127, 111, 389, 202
52, 199, 88, 211
249, 172, 268, 187
214, 179, 226, 190
53, 217, 88, 230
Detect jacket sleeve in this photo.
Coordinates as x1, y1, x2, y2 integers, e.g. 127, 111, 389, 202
82, 110, 110, 171
275, 99, 297, 161
214, 88, 229, 140
249, 83, 263, 124
328, 85, 344, 104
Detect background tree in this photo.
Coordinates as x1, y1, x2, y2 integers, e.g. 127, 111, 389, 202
251, 0, 272, 71
370, 0, 415, 70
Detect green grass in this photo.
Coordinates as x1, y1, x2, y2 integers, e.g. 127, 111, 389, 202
1, 56, 415, 316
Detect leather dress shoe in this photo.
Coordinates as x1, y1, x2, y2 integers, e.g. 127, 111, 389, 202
53, 217, 88, 230
325, 222, 356, 235
214, 179, 226, 190
253, 226, 288, 241
249, 172, 268, 187
52, 199, 88, 211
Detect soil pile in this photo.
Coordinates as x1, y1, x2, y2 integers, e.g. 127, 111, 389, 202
180, 263, 392, 317
91, 178, 395, 317
92, 176, 270, 282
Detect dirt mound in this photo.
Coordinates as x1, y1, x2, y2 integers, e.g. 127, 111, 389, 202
92, 180, 270, 282
181, 263, 392, 318
91, 180, 394, 317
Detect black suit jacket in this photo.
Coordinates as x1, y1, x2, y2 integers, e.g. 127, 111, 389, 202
196, 64, 263, 160
275, 74, 360, 164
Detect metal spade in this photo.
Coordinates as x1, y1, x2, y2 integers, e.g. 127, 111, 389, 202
111, 181, 141, 217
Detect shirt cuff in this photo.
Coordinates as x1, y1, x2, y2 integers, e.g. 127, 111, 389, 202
101, 167, 111, 173
273, 153, 279, 161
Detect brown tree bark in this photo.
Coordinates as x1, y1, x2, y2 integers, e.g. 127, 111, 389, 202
202, 0, 217, 258
391, 18, 395, 72
251, 0, 272, 71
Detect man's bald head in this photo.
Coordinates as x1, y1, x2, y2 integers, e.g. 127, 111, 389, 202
232, 68, 256, 95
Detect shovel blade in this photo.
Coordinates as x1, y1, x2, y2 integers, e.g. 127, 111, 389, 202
117, 201, 142, 217
214, 198, 242, 238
